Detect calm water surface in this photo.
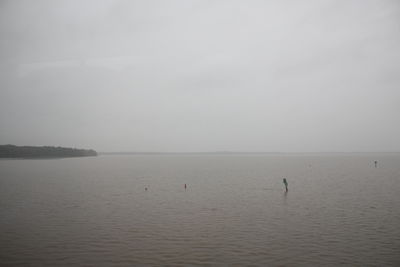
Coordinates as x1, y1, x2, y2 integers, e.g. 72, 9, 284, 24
1, 154, 400, 266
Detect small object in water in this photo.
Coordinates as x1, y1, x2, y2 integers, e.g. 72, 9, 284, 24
145, 187, 148, 191
184, 184, 187, 189
283, 178, 288, 192
374, 160, 378, 168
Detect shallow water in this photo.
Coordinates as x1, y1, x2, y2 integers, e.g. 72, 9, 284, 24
1, 154, 400, 266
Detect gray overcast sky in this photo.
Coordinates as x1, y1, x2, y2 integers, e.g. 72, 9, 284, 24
0, 0, 399, 152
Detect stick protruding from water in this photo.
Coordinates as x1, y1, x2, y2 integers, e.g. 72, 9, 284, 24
283, 178, 288, 192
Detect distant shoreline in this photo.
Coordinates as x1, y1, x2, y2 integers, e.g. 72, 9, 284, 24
99, 151, 400, 156
0, 145, 97, 158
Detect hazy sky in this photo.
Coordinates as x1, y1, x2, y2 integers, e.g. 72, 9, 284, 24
0, 0, 399, 152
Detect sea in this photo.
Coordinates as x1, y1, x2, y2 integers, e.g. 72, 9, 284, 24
1, 153, 399, 266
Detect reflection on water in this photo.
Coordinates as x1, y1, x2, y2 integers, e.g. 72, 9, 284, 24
1, 154, 400, 266
283, 190, 288, 205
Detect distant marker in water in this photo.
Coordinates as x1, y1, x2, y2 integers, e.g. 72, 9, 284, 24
283, 178, 288, 192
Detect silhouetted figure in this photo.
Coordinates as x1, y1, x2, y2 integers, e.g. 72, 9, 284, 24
283, 178, 288, 192
184, 184, 187, 190
374, 160, 378, 168
145, 187, 148, 191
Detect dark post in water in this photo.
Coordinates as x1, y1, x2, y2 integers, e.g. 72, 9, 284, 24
283, 178, 288, 192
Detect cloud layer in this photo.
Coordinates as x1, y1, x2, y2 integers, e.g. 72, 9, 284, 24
1, 0, 399, 152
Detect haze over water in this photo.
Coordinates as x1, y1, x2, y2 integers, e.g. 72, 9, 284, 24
1, 0, 399, 153
1, 154, 399, 266
1, 1, 400, 266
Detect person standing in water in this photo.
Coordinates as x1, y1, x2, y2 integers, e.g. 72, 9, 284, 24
374, 160, 378, 168
283, 178, 288, 192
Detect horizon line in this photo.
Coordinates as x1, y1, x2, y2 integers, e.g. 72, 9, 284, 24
99, 151, 400, 155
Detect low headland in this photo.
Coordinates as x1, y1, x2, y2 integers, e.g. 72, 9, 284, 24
0, 145, 97, 158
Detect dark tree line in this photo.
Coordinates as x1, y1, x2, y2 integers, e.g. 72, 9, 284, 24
0, 145, 97, 158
